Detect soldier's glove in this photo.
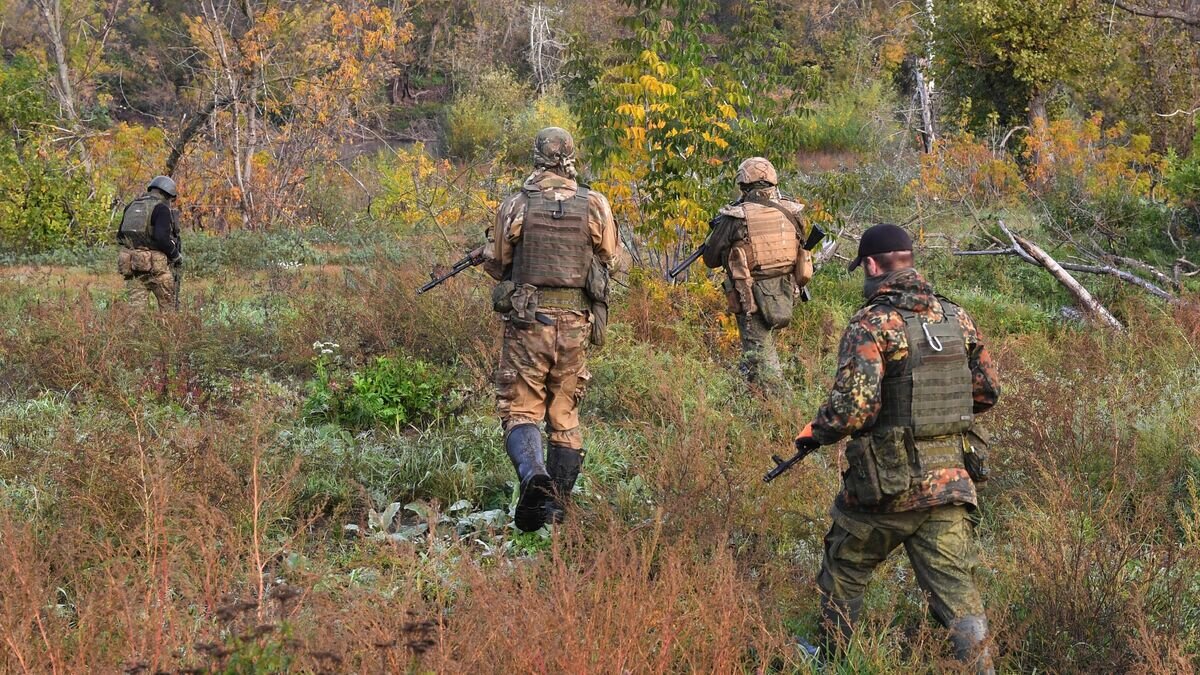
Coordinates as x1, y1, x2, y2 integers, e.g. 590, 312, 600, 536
795, 422, 820, 452
170, 254, 184, 268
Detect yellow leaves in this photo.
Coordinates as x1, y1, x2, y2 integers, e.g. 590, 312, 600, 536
717, 103, 737, 120
616, 103, 647, 122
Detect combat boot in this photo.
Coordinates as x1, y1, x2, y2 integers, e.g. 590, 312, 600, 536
948, 615, 995, 675
544, 444, 584, 524
819, 594, 863, 654
505, 424, 552, 532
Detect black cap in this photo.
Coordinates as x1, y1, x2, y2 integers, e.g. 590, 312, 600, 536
848, 223, 913, 271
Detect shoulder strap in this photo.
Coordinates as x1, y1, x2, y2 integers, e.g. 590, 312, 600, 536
744, 195, 804, 234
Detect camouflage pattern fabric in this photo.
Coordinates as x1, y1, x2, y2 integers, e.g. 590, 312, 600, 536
735, 283, 785, 387
494, 311, 591, 449
811, 268, 1000, 513
118, 248, 176, 310
484, 169, 618, 451
817, 504, 986, 626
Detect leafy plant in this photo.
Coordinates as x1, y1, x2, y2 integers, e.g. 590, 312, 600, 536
305, 344, 450, 432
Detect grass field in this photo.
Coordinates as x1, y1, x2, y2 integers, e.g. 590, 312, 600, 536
1, 224, 1198, 673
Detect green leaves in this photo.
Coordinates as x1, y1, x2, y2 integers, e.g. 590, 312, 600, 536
304, 353, 450, 432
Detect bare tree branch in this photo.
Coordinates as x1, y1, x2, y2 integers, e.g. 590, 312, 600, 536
1110, 0, 1200, 27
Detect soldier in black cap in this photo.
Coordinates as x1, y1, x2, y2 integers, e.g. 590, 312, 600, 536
791, 223, 1002, 672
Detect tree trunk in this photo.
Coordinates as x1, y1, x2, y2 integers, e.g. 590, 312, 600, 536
1028, 88, 1048, 129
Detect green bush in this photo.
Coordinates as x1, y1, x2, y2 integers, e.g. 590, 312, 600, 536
792, 81, 896, 154
0, 57, 112, 253
445, 69, 577, 166
305, 348, 450, 432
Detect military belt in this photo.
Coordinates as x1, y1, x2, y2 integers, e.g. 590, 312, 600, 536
538, 287, 590, 311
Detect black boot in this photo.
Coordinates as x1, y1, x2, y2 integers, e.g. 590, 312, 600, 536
544, 444, 584, 524
819, 594, 862, 654
505, 424, 552, 532
948, 615, 995, 675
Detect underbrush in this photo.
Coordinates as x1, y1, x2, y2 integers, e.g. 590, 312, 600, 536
0, 248, 1197, 672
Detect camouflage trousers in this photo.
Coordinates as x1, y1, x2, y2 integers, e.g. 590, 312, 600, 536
494, 310, 591, 449
817, 504, 986, 627
735, 311, 783, 386
118, 248, 175, 310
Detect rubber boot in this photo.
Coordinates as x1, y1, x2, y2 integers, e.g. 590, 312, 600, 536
544, 444, 584, 525
505, 424, 552, 532
819, 594, 863, 654
948, 615, 995, 675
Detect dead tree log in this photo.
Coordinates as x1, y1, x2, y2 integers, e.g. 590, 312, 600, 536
1013, 235, 1125, 329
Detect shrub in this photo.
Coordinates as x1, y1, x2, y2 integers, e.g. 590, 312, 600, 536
445, 69, 577, 167
305, 347, 451, 432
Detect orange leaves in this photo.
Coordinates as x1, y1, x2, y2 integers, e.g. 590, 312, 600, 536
914, 133, 1026, 206
1023, 113, 1163, 198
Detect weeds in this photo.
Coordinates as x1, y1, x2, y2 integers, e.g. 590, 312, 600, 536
0, 229, 1197, 672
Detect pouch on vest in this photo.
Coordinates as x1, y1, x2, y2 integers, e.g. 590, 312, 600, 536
585, 258, 610, 347
963, 426, 991, 484
492, 280, 516, 313
844, 427, 913, 506
509, 283, 540, 326
751, 275, 795, 329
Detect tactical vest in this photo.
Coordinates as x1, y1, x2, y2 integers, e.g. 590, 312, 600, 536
511, 187, 592, 290
117, 192, 167, 249
742, 202, 799, 277
873, 299, 975, 470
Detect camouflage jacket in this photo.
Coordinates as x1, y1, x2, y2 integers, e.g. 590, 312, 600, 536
811, 268, 1001, 512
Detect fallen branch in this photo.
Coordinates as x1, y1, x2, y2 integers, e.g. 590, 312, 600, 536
1014, 235, 1124, 329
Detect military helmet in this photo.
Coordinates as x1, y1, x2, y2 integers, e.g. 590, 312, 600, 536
533, 127, 577, 170
147, 175, 178, 198
736, 157, 778, 187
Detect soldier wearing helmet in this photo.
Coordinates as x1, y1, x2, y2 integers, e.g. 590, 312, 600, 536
476, 127, 620, 531
701, 157, 812, 389
116, 175, 182, 310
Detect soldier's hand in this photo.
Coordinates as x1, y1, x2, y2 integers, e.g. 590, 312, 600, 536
468, 244, 489, 263
795, 422, 820, 451
170, 254, 184, 268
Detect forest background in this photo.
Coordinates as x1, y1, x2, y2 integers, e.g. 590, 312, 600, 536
1, 0, 1200, 672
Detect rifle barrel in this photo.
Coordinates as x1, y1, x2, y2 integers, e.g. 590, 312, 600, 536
669, 245, 705, 279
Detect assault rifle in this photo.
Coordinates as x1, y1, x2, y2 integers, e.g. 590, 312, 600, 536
763, 438, 821, 483
417, 249, 486, 295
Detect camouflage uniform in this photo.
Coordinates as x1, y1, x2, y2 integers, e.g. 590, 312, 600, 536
117, 177, 181, 311
483, 128, 619, 531
117, 249, 176, 308
809, 267, 1000, 671
485, 171, 619, 449
703, 158, 809, 388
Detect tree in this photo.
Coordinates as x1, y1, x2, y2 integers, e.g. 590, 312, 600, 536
567, 0, 809, 267
934, 0, 1109, 129
177, 0, 410, 229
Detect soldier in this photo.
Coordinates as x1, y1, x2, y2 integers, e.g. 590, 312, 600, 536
702, 157, 812, 389
116, 175, 182, 310
793, 223, 1000, 672
479, 127, 619, 532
